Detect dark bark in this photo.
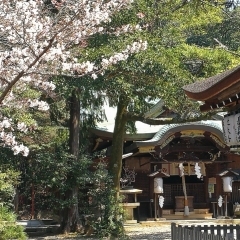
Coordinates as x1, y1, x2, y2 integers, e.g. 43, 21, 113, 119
109, 95, 128, 193
62, 88, 83, 233
69, 88, 80, 157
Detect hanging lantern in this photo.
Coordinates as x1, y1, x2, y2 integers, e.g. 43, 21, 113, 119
222, 176, 233, 192
218, 169, 239, 193
154, 177, 163, 193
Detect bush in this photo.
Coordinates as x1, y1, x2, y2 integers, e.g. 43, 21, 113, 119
87, 162, 129, 239
0, 206, 27, 240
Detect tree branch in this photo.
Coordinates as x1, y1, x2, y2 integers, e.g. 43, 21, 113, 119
214, 38, 240, 57
0, 18, 74, 103
173, 0, 189, 11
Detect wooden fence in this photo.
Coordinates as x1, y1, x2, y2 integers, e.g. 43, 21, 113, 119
171, 223, 240, 240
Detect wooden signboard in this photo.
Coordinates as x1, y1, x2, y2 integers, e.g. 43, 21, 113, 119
208, 177, 216, 184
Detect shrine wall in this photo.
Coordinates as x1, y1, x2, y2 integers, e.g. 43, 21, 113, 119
225, 153, 240, 169
124, 156, 152, 200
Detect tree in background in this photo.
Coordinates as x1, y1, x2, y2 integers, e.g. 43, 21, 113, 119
82, 0, 240, 195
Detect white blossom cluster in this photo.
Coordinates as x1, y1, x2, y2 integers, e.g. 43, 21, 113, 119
28, 99, 50, 111
0, 0, 136, 93
101, 40, 148, 69
113, 24, 142, 36
0, 0, 147, 156
0, 117, 29, 156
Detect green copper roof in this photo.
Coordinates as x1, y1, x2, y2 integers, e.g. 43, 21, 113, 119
133, 120, 223, 147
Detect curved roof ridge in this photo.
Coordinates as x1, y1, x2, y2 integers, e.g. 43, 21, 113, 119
144, 99, 164, 118
136, 120, 223, 144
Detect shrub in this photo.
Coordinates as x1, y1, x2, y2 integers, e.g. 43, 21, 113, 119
87, 162, 129, 239
0, 206, 27, 240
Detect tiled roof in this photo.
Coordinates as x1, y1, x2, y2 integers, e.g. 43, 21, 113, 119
183, 65, 240, 94
125, 120, 226, 153
218, 169, 239, 177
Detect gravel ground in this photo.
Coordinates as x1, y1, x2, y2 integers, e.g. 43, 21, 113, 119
28, 224, 172, 240
125, 225, 171, 240
27, 219, 240, 240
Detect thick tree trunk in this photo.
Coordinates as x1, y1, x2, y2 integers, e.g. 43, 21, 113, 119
62, 88, 83, 233
109, 95, 128, 194
62, 186, 82, 233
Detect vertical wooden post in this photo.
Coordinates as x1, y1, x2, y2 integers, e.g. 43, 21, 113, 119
182, 175, 189, 216
14, 187, 19, 214
225, 194, 228, 217
154, 193, 157, 219
31, 183, 34, 219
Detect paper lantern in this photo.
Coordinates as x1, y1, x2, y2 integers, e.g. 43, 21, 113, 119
222, 176, 233, 192
154, 177, 163, 193
222, 113, 240, 146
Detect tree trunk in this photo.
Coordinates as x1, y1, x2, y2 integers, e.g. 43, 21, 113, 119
109, 95, 128, 194
62, 88, 83, 233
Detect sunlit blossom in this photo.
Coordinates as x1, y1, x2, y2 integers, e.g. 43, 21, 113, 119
0, 0, 148, 156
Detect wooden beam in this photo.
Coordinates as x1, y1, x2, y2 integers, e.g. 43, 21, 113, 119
200, 93, 240, 112
167, 145, 215, 152
150, 161, 233, 164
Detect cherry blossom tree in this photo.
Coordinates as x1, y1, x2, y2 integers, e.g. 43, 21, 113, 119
0, 0, 147, 155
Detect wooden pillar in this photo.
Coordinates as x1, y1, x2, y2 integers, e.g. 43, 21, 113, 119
215, 164, 222, 197
31, 184, 35, 219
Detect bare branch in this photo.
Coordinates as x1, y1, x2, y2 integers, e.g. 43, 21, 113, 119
214, 38, 240, 57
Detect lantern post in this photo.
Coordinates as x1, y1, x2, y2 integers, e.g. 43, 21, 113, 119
148, 170, 170, 220
218, 169, 239, 218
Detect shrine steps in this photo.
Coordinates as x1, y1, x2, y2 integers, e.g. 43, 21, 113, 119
157, 209, 212, 220
136, 218, 240, 228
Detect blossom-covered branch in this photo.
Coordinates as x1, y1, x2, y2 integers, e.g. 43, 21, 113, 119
0, 0, 148, 155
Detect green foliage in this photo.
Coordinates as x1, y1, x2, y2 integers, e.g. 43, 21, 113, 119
0, 206, 27, 240
0, 166, 26, 240
187, 4, 240, 51
87, 162, 128, 239
0, 166, 20, 209
73, 0, 238, 122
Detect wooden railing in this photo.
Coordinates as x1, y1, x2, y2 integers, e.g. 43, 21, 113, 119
171, 223, 240, 240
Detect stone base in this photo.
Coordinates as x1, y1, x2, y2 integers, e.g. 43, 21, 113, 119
125, 220, 138, 224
